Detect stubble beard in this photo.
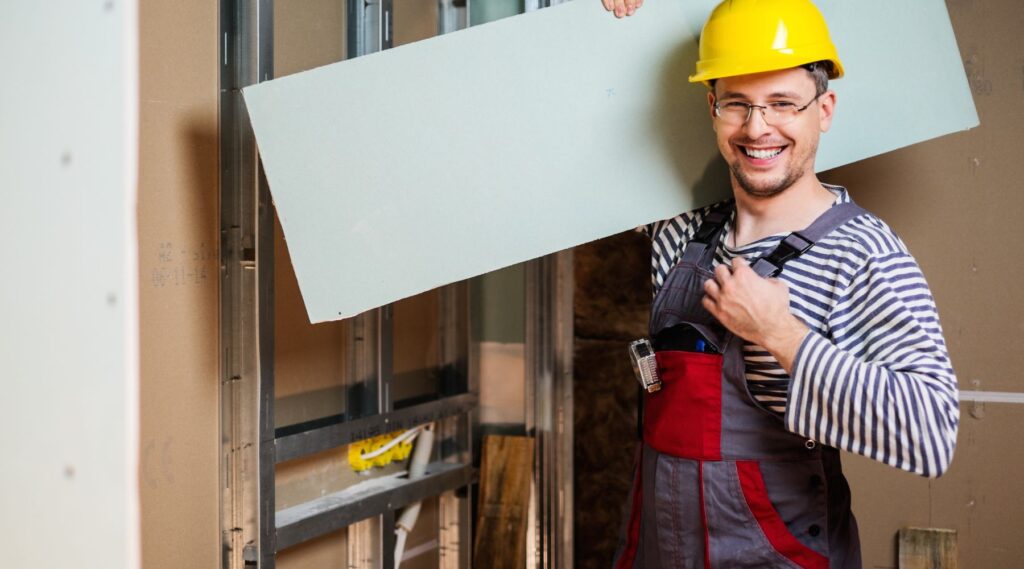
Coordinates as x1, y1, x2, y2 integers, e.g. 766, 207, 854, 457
730, 161, 804, 198
729, 138, 818, 199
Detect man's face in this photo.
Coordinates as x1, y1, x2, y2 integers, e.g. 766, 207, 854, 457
708, 67, 836, 198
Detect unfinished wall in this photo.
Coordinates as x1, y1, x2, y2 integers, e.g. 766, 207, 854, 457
820, 0, 1024, 566
574, 1, 1024, 567
273, 0, 446, 565
138, 0, 220, 567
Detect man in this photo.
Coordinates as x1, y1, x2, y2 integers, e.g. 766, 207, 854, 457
606, 1, 960, 567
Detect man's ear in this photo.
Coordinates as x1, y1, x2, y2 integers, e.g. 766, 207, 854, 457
707, 91, 718, 130
818, 89, 837, 133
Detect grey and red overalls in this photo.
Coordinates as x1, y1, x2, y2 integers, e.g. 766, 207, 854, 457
615, 201, 866, 568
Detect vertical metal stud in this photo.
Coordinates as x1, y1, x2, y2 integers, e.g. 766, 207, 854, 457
525, 251, 574, 569
345, 1, 395, 566
220, 0, 273, 566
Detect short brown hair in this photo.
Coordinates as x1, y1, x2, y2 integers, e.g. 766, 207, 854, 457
710, 60, 832, 96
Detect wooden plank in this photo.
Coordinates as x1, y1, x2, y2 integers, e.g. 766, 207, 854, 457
473, 436, 535, 569
899, 527, 958, 569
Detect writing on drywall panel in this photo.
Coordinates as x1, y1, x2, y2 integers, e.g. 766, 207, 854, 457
150, 241, 215, 287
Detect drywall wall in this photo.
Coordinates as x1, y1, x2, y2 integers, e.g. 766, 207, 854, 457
2, 2, 139, 567
137, 0, 220, 566
823, 0, 1024, 565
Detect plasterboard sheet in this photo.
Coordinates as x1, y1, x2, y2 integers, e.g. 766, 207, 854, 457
244, 0, 977, 323
1, 0, 139, 567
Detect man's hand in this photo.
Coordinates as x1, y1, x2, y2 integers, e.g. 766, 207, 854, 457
602, 0, 643, 18
702, 257, 809, 373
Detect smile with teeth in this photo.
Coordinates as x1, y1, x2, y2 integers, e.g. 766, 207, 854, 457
741, 146, 785, 160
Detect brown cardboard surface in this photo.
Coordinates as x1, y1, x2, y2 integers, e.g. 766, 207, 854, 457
138, 0, 220, 566
276, 529, 347, 567
844, 403, 1024, 568
394, 0, 438, 47
393, 290, 442, 403
275, 0, 346, 78
929, 402, 1024, 567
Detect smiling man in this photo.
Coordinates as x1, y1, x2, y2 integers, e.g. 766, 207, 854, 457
610, 1, 960, 568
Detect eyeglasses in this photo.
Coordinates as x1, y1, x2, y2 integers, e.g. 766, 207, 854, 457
713, 94, 821, 126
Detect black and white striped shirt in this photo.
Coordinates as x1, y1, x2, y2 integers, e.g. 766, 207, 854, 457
641, 185, 959, 478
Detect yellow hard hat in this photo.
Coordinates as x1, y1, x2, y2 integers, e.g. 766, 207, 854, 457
689, 0, 845, 86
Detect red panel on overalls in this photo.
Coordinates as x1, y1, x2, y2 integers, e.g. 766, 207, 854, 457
644, 350, 722, 460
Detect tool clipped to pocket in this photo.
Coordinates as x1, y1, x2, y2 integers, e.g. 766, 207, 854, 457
629, 338, 662, 393
652, 323, 719, 354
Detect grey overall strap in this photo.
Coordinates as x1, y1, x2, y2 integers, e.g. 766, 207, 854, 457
679, 201, 734, 267
750, 202, 868, 278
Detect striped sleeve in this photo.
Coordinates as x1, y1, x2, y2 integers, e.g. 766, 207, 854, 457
785, 249, 960, 478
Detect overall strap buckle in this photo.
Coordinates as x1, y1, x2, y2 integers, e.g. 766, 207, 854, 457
749, 201, 869, 278
680, 204, 734, 265
751, 232, 813, 277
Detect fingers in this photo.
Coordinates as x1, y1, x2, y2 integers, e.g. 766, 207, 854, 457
730, 256, 750, 273
770, 277, 790, 294
713, 262, 733, 286
701, 294, 719, 316
608, 0, 638, 18
703, 276, 721, 302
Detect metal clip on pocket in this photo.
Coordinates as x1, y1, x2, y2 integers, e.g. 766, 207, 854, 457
629, 338, 661, 393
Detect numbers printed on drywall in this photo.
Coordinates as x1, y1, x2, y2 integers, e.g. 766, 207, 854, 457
151, 241, 215, 288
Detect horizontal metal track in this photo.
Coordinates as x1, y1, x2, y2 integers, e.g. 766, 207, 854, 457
274, 392, 478, 463
274, 461, 474, 552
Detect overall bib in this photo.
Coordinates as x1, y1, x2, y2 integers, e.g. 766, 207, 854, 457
615, 202, 866, 569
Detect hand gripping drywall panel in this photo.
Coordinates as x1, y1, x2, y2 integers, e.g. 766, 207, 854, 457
243, 0, 977, 323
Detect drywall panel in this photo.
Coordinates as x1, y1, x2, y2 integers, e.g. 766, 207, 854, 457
244, 0, 978, 323
1, 1, 139, 568
137, 0, 220, 567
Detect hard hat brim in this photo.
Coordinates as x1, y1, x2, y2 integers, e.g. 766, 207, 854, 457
689, 49, 845, 87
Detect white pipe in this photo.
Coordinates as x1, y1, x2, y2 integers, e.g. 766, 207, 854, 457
360, 426, 422, 461
394, 424, 434, 568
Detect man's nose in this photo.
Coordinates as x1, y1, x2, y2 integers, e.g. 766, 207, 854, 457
743, 106, 772, 138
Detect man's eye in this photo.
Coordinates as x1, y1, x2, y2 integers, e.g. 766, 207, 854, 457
721, 102, 749, 110
769, 102, 798, 110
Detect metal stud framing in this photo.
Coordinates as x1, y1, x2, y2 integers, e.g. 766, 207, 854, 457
220, 1, 480, 568
219, 0, 574, 566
